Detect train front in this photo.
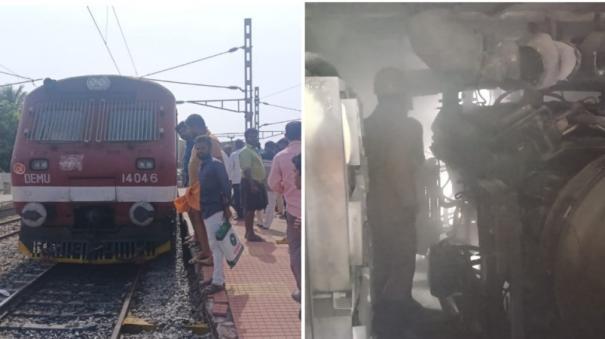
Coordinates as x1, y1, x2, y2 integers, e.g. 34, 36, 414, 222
10, 75, 177, 264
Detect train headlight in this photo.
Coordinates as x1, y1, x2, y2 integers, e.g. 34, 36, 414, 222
129, 202, 155, 226
21, 202, 47, 228
30, 159, 49, 171
136, 158, 155, 170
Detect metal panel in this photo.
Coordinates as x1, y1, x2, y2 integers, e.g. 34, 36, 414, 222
311, 297, 353, 339
305, 77, 352, 291
342, 99, 361, 166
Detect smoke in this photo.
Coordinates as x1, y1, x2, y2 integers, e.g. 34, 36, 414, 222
306, 5, 441, 156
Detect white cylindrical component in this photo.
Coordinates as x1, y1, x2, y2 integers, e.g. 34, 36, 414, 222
524, 33, 580, 88
129, 202, 155, 226
555, 41, 580, 81
21, 202, 47, 227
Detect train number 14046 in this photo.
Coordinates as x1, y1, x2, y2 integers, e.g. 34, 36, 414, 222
121, 173, 159, 184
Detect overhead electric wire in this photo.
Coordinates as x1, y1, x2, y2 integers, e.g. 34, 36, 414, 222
0, 64, 18, 75
86, 6, 122, 74
261, 84, 300, 99
145, 78, 243, 91
112, 6, 139, 76
140, 46, 243, 78
260, 101, 301, 112
260, 119, 300, 127
105, 6, 109, 41
0, 70, 35, 81
0, 79, 43, 88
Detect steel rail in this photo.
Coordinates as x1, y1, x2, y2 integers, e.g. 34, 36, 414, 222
0, 264, 57, 321
0, 216, 20, 240
0, 206, 16, 220
0, 230, 19, 240
110, 265, 144, 339
0, 217, 20, 226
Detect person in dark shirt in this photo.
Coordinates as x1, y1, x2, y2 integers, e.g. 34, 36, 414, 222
195, 135, 232, 295
365, 67, 424, 338
262, 141, 277, 161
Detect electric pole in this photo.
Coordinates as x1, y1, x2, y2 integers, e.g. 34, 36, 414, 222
244, 18, 253, 131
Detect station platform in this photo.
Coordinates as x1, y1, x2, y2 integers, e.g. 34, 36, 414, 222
183, 208, 300, 338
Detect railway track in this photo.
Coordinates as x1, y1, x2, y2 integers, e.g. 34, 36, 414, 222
0, 217, 20, 240
0, 264, 143, 338
0, 204, 16, 220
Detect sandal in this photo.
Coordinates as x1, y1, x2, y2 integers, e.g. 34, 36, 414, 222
202, 283, 225, 295
189, 255, 213, 266
200, 279, 213, 289
184, 238, 198, 246
245, 233, 265, 242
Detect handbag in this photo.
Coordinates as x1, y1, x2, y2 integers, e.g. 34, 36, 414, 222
215, 220, 244, 268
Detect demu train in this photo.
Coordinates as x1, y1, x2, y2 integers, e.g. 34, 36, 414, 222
10, 75, 177, 263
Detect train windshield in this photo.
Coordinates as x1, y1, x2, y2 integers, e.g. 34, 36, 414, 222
105, 101, 158, 142
29, 99, 159, 143
29, 100, 90, 142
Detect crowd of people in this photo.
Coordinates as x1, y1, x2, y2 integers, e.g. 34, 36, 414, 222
175, 114, 302, 304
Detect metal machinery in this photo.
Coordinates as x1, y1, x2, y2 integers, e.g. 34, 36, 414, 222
305, 76, 372, 338
413, 11, 605, 339
11, 75, 177, 263
306, 5, 605, 338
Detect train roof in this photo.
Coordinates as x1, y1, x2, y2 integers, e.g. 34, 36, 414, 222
24, 75, 175, 104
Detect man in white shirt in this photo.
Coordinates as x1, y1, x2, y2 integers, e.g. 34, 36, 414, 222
228, 139, 245, 220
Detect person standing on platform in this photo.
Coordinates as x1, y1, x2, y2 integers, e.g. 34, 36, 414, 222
176, 121, 194, 187
257, 141, 278, 230
183, 114, 225, 265
268, 121, 302, 301
364, 67, 425, 338
275, 137, 289, 219
239, 128, 266, 242
229, 139, 245, 220
195, 135, 232, 295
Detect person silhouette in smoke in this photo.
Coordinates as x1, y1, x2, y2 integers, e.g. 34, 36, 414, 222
364, 67, 425, 339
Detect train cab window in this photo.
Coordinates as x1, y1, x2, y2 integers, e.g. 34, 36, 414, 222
104, 101, 159, 142
29, 103, 88, 142
28, 100, 160, 143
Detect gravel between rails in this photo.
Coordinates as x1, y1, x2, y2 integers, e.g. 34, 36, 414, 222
0, 220, 20, 238
123, 218, 212, 339
0, 230, 44, 284
0, 265, 137, 339
0, 217, 211, 338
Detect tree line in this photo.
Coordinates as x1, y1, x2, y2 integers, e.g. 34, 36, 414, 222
0, 86, 24, 172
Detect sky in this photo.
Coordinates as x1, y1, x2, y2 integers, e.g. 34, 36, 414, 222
0, 2, 302, 142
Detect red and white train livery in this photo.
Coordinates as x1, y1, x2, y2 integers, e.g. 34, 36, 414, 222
11, 75, 177, 263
